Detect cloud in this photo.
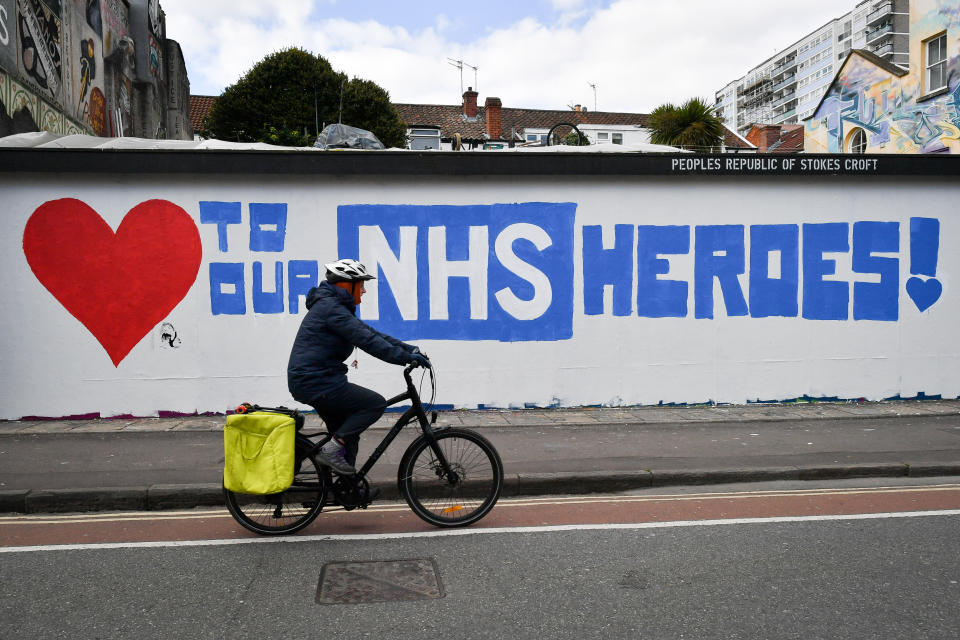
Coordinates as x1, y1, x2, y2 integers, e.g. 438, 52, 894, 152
164, 0, 848, 111
551, 0, 585, 9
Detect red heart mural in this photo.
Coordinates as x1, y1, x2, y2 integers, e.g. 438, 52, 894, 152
23, 199, 202, 366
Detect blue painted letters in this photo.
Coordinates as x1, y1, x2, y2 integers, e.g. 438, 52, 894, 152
803, 223, 850, 320
749, 225, 799, 318
582, 224, 634, 316
695, 225, 748, 319
636, 225, 689, 318
201, 200, 942, 324
852, 221, 899, 321
337, 203, 576, 341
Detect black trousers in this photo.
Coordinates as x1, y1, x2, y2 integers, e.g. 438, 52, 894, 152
308, 383, 387, 466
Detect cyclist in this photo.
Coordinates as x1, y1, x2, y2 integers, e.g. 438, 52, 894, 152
287, 259, 430, 479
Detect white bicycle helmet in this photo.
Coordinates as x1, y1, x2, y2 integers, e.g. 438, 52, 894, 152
324, 258, 376, 282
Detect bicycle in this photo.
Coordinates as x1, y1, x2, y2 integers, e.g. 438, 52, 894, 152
223, 362, 504, 535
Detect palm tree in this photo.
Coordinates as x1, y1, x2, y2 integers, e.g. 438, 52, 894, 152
648, 98, 724, 153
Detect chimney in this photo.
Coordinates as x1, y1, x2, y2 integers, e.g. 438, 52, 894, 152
463, 87, 478, 118
484, 96, 502, 139
747, 125, 781, 152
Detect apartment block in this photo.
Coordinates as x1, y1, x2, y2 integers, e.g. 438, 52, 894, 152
716, 0, 910, 136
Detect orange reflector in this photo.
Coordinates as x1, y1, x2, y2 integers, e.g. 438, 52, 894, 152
441, 505, 465, 514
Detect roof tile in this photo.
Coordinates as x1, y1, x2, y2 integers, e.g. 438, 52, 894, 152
189, 96, 218, 134
394, 103, 650, 141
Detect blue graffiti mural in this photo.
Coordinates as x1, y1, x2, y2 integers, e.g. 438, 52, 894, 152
813, 53, 960, 153
337, 203, 577, 342
199, 202, 944, 332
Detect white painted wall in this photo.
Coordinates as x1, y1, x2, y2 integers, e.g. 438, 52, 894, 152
1, 172, 956, 419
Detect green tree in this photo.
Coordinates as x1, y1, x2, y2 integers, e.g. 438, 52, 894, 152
562, 130, 590, 146
340, 79, 408, 148
203, 47, 407, 148
648, 98, 725, 153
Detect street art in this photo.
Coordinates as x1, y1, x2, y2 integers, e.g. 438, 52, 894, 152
100, 0, 128, 56
1, 3, 10, 45
147, 32, 160, 79
76, 35, 93, 102
18, 198, 949, 371
159, 321, 180, 348
5, 171, 957, 420
22, 198, 202, 366
64, 0, 105, 134
16, 0, 62, 102
806, 2, 960, 154
0, 0, 14, 72
340, 204, 576, 341
812, 71, 960, 153
84, 0, 99, 35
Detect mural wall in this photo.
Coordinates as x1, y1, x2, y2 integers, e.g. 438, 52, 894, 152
806, 0, 960, 154
1, 168, 957, 419
0, 0, 188, 139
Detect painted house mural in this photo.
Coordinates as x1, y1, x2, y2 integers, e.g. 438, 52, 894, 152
806, 0, 960, 154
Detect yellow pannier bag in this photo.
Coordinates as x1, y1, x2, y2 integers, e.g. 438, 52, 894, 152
223, 411, 296, 494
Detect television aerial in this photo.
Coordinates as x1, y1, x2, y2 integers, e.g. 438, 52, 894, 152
447, 58, 479, 93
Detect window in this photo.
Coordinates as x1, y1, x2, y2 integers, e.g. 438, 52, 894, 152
849, 128, 867, 154
612, 133, 623, 145
597, 132, 609, 141
925, 34, 947, 93
408, 127, 441, 150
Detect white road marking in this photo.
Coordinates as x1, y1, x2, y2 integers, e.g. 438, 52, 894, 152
3, 509, 959, 554
3, 484, 959, 524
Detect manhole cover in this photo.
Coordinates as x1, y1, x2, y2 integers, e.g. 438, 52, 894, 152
316, 559, 445, 604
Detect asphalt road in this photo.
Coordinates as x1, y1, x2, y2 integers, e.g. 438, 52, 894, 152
3, 480, 959, 639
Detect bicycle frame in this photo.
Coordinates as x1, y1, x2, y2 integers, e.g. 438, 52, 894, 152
302, 363, 458, 485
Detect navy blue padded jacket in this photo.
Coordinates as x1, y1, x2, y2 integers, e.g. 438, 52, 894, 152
287, 281, 415, 402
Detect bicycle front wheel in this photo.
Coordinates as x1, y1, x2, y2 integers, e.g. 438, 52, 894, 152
399, 428, 503, 527
224, 444, 327, 535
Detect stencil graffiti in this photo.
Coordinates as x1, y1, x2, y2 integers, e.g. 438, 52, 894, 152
159, 321, 180, 348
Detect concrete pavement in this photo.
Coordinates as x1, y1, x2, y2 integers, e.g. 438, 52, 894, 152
1, 399, 959, 513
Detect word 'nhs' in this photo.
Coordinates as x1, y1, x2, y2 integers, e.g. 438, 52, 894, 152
338, 203, 576, 341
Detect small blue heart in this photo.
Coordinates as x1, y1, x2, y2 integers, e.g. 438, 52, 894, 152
906, 276, 942, 312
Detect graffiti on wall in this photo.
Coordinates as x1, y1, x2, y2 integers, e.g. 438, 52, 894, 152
812, 55, 960, 153
16, 0, 62, 102
22, 198, 202, 365
341, 204, 576, 341
0, 0, 18, 72
21, 198, 946, 367
64, 0, 105, 134
100, 0, 127, 56
0, 67, 84, 135
807, 2, 960, 154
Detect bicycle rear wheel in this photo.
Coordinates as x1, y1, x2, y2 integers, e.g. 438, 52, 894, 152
399, 428, 503, 527
224, 441, 327, 535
